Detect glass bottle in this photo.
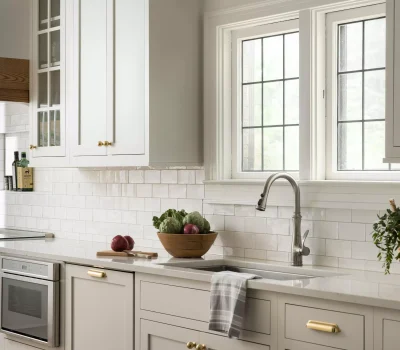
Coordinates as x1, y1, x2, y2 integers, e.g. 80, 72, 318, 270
12, 151, 19, 191
19, 152, 29, 168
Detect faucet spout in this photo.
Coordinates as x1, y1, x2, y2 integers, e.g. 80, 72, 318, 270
256, 173, 309, 266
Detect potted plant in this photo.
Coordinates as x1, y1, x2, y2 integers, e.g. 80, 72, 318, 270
372, 199, 400, 274
153, 209, 218, 258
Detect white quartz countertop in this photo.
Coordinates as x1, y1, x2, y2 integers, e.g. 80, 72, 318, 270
1, 237, 400, 311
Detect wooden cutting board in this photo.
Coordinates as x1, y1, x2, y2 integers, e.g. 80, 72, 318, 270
97, 250, 158, 258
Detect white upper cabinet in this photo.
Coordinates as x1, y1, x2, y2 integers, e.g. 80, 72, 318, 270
30, 0, 203, 168
71, 0, 147, 166
30, 0, 67, 165
385, 0, 400, 161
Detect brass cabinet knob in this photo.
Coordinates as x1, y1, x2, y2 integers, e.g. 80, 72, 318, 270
98, 141, 104, 147
186, 342, 197, 349
29, 145, 37, 150
196, 345, 206, 350
104, 141, 113, 146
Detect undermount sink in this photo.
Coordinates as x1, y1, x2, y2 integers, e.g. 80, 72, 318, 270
190, 265, 315, 281
159, 260, 341, 281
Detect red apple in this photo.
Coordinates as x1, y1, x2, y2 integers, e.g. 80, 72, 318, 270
111, 235, 129, 252
184, 224, 200, 234
124, 235, 135, 250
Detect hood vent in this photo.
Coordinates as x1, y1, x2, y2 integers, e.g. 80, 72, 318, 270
0, 57, 29, 103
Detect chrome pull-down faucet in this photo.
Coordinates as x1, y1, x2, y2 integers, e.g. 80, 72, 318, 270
256, 173, 310, 266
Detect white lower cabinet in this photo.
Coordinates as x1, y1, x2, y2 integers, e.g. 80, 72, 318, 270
65, 264, 134, 350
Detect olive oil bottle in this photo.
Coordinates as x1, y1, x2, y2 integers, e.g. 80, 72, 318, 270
17, 152, 33, 192
12, 151, 19, 191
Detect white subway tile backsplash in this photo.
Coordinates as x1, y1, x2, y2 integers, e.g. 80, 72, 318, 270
128, 170, 144, 184
1, 162, 392, 273
313, 221, 338, 239
326, 239, 351, 258
266, 218, 290, 235
352, 209, 379, 224
326, 209, 351, 222
338, 223, 366, 241
145, 170, 161, 184
178, 170, 196, 184
169, 185, 187, 199
161, 170, 178, 184
224, 216, 244, 232
137, 184, 152, 198
244, 217, 266, 234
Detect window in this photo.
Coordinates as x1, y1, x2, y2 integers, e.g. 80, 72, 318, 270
206, 1, 397, 183
232, 20, 299, 179
326, 4, 398, 179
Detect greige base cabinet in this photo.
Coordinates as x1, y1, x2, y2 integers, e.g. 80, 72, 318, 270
4, 340, 41, 350
65, 264, 134, 350
374, 308, 400, 350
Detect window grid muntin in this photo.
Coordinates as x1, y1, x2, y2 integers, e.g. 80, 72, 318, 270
336, 16, 392, 171
241, 31, 299, 173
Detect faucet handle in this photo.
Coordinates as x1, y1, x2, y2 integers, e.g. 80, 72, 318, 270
302, 230, 310, 256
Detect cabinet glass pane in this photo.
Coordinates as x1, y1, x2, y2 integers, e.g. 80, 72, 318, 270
50, 31, 60, 67
50, 111, 61, 146
38, 73, 48, 108
39, 33, 48, 69
39, 0, 48, 31
38, 112, 49, 147
50, 70, 60, 107
50, 0, 60, 27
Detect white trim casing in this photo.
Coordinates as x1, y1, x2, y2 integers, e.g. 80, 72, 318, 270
204, 0, 392, 184
231, 20, 300, 180
325, 4, 394, 180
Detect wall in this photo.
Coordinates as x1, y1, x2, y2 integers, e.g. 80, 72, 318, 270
0, 0, 396, 275
149, 0, 204, 165
0, 0, 31, 59
204, 0, 262, 12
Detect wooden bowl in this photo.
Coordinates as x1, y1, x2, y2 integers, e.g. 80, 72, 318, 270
157, 232, 218, 258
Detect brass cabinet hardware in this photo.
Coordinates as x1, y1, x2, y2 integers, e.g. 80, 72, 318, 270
87, 270, 107, 278
196, 345, 207, 350
98, 141, 104, 147
186, 342, 197, 349
306, 320, 341, 333
104, 141, 113, 146
29, 145, 37, 150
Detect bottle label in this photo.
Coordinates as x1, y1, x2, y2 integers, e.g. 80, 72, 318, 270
17, 167, 33, 191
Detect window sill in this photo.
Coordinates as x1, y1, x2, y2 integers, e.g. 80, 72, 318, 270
203, 179, 400, 210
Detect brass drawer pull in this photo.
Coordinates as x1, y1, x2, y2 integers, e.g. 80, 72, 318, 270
30, 145, 37, 150
104, 141, 113, 146
196, 345, 207, 350
186, 342, 197, 349
98, 141, 104, 147
307, 320, 341, 333
88, 270, 106, 278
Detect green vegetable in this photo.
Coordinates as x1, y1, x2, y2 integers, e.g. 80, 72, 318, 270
183, 211, 205, 232
153, 209, 187, 231
203, 217, 211, 234
159, 217, 183, 234
372, 199, 400, 274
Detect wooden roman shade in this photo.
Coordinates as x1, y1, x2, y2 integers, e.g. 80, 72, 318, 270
0, 57, 29, 103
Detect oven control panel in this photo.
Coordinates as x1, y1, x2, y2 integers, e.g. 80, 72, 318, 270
0, 257, 59, 280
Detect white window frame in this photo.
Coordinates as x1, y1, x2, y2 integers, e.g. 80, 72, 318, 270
204, 0, 390, 184
325, 3, 398, 180
231, 19, 300, 180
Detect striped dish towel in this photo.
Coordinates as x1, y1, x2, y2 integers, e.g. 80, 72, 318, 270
208, 271, 260, 338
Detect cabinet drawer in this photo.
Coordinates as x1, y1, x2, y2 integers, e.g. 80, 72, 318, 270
5, 339, 41, 350
140, 281, 271, 335
285, 304, 364, 350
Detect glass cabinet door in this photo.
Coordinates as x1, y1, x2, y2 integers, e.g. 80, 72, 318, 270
33, 0, 64, 157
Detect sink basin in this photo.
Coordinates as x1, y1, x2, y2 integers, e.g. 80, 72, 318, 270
188, 265, 315, 281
